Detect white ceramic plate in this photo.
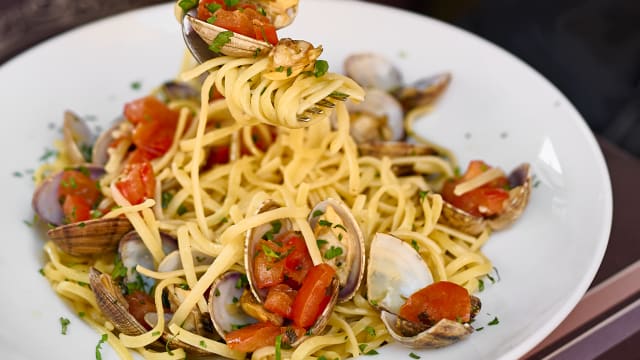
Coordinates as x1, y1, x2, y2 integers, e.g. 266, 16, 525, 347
0, 1, 612, 359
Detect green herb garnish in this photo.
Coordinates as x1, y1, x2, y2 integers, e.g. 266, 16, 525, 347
488, 316, 499, 326
314, 60, 329, 77
324, 246, 343, 260
95, 334, 108, 360
209, 31, 234, 53
275, 334, 282, 360
59, 317, 70, 335
178, 0, 197, 12
409, 352, 421, 359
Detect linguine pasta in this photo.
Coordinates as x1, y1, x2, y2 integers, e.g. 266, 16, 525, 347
37, 41, 494, 360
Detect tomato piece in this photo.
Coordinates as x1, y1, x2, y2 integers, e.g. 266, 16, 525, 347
264, 284, 297, 318
58, 169, 101, 206
290, 263, 336, 328
62, 195, 92, 223
124, 291, 157, 330
207, 145, 230, 166
225, 322, 282, 352
124, 96, 179, 159
281, 234, 313, 287
115, 160, 155, 205
253, 240, 285, 288
441, 160, 511, 217
399, 281, 471, 325
196, 0, 279, 45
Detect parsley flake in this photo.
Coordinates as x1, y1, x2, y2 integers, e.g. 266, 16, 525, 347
95, 334, 108, 360
409, 353, 421, 359
314, 60, 329, 77
365, 325, 376, 337
324, 246, 343, 260
275, 334, 282, 360
209, 31, 234, 53
178, 0, 197, 11
59, 317, 70, 335
312, 209, 325, 217
488, 316, 500, 326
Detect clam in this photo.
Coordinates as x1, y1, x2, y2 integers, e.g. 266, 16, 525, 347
63, 111, 94, 165
367, 233, 478, 348
119, 231, 178, 291
89, 267, 148, 336
183, 0, 298, 59
32, 165, 105, 226
347, 88, 405, 143
308, 198, 365, 302
344, 53, 403, 92
393, 72, 452, 113
208, 271, 258, 337
439, 163, 532, 235
47, 217, 133, 257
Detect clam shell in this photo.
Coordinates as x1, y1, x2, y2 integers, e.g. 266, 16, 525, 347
439, 163, 532, 235
89, 267, 147, 336
380, 311, 473, 349
48, 217, 133, 257
63, 111, 93, 165
344, 53, 403, 92
188, 15, 273, 58
209, 271, 258, 337
366, 233, 433, 313
244, 200, 293, 302
393, 72, 452, 113
308, 198, 365, 302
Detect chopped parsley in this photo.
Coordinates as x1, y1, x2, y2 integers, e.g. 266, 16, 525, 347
130, 81, 141, 90
59, 317, 70, 335
178, 0, 197, 11
365, 325, 376, 337
314, 60, 329, 77
312, 209, 325, 217
261, 244, 280, 259
358, 343, 379, 355
409, 353, 421, 359
207, 15, 217, 24
161, 192, 173, 208
95, 334, 108, 360
78, 311, 85, 318
324, 246, 343, 260
488, 316, 500, 326
275, 334, 282, 360
39, 148, 57, 162
286, 67, 293, 77
261, 220, 282, 241
475, 326, 484, 331
235, 274, 249, 289
209, 31, 234, 53
318, 219, 333, 227
214, 288, 221, 297
333, 223, 347, 232
316, 239, 328, 248
13, 171, 23, 177
152, 331, 161, 336
257, 7, 267, 16
224, 0, 239, 7
177, 204, 188, 216
478, 278, 485, 292
111, 255, 127, 279
38, 268, 45, 276
199, 340, 207, 348
206, 3, 222, 13
410, 239, 420, 252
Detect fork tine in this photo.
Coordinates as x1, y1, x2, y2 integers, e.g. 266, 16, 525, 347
305, 106, 325, 115
316, 99, 336, 108
329, 91, 350, 101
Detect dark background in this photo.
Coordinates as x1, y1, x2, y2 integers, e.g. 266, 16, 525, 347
1, 1, 639, 358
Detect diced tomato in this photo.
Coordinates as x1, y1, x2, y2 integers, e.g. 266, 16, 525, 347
62, 195, 92, 223
441, 160, 510, 217
115, 160, 155, 205
290, 263, 336, 328
225, 322, 282, 352
281, 234, 313, 287
264, 284, 297, 318
398, 281, 471, 325
196, 0, 279, 45
225, 322, 306, 353
58, 169, 101, 205
253, 240, 285, 289
124, 96, 179, 159
207, 145, 230, 166
124, 291, 157, 330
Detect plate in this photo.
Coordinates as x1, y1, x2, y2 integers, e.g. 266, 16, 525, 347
0, 1, 612, 359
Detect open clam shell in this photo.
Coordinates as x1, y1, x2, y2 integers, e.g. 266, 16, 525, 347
187, 15, 273, 58
380, 311, 473, 349
89, 267, 147, 336
48, 217, 133, 257
63, 111, 93, 165
367, 233, 433, 313
244, 199, 294, 302
439, 163, 532, 235
32, 165, 105, 226
308, 198, 365, 302
209, 271, 258, 337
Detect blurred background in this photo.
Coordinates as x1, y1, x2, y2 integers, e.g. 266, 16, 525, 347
0, 0, 638, 358
1, 0, 638, 157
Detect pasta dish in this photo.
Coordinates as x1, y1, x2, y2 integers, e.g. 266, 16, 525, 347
31, 1, 532, 359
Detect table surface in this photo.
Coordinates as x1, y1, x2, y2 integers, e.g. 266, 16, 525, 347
1, 1, 638, 359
